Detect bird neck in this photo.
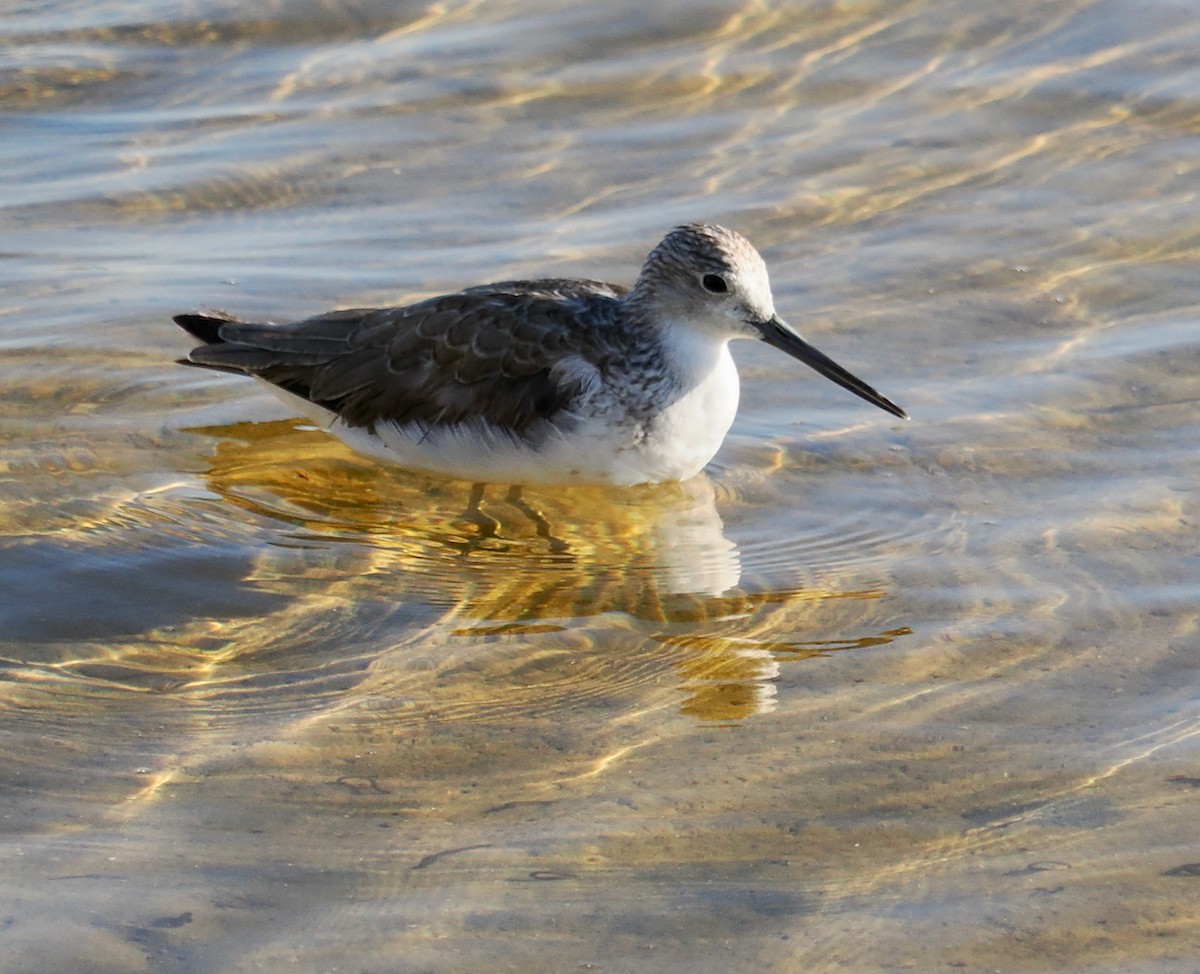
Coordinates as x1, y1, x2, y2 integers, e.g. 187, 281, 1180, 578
651, 317, 732, 392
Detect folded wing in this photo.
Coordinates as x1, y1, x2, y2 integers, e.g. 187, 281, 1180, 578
177, 280, 627, 438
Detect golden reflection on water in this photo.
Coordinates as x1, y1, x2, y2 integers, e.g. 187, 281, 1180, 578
0, 403, 922, 962
1, 406, 914, 844
166, 419, 906, 726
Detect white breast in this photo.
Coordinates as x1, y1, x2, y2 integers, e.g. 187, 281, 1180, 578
618, 341, 740, 484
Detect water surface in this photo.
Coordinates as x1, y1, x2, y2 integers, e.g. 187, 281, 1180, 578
3, 1, 1200, 971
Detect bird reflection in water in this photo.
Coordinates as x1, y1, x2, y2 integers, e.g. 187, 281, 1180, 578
181, 418, 909, 724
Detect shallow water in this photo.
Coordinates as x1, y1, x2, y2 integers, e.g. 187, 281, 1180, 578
3, 1, 1200, 971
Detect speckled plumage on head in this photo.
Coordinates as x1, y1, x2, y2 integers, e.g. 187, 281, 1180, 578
175, 223, 905, 485
640, 224, 761, 282
628, 224, 775, 334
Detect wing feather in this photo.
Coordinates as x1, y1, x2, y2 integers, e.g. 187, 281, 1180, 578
175, 280, 629, 439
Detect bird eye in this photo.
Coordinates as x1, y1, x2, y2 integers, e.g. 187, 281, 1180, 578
701, 274, 728, 294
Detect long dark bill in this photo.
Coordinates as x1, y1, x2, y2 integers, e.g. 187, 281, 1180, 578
757, 315, 907, 420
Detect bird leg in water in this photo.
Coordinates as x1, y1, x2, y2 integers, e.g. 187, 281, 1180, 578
448, 482, 504, 555
503, 485, 570, 556
452, 483, 570, 557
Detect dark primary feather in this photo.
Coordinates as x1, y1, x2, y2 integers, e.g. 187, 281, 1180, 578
176, 280, 631, 438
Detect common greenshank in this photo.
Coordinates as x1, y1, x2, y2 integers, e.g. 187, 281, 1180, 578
176, 224, 906, 485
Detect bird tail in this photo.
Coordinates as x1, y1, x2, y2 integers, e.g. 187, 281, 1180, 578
174, 312, 266, 375
174, 312, 239, 346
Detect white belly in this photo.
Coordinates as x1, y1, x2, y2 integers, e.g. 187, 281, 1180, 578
254, 343, 740, 486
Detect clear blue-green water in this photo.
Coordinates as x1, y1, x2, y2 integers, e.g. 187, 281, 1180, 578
3, 1, 1200, 970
